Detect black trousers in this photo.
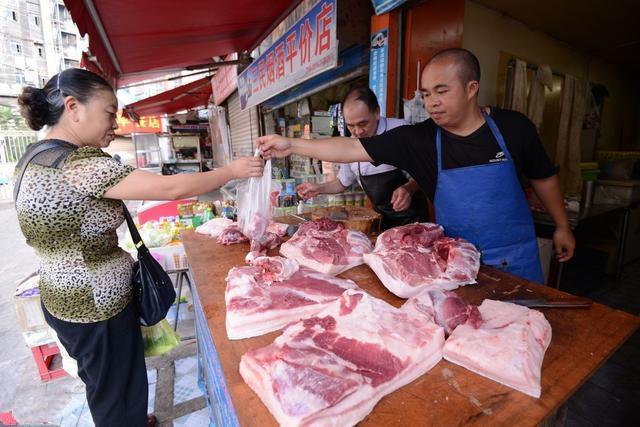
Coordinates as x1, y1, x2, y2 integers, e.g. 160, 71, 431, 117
42, 302, 148, 426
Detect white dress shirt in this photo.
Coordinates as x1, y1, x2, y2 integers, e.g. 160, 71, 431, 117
336, 117, 409, 187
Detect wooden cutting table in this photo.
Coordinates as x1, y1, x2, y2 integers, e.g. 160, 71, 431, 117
182, 231, 639, 426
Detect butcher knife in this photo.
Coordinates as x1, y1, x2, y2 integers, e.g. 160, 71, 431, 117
504, 298, 592, 308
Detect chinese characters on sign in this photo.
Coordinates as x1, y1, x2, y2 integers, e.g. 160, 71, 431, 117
369, 28, 389, 117
115, 112, 161, 135
237, 0, 338, 110
212, 53, 238, 105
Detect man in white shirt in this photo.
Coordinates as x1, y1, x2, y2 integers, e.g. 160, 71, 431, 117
296, 88, 428, 229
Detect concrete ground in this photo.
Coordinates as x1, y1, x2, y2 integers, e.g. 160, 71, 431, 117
0, 202, 206, 425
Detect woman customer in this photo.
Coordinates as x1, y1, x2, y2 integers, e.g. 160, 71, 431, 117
15, 68, 263, 426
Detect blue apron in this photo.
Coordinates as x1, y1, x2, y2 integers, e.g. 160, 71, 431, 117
433, 113, 544, 283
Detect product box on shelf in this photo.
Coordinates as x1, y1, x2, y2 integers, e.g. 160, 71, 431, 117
150, 243, 189, 271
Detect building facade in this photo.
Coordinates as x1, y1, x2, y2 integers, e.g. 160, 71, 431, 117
0, 0, 86, 104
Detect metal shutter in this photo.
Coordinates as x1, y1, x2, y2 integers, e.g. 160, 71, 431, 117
227, 91, 259, 158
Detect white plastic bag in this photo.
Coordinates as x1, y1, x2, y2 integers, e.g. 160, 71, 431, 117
237, 150, 275, 241
403, 89, 429, 124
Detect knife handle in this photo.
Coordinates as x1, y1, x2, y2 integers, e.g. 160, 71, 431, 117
544, 298, 592, 308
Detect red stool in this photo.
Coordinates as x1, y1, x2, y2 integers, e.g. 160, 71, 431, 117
30, 342, 67, 382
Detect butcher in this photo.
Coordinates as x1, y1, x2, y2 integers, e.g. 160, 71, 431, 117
296, 87, 428, 230
257, 48, 575, 283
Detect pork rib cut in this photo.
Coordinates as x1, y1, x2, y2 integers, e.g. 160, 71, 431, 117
364, 234, 480, 298
443, 299, 552, 398
280, 218, 373, 276
225, 256, 360, 339
240, 289, 444, 426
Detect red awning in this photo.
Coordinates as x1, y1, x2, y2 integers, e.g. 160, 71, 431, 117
65, 0, 301, 87
122, 77, 213, 120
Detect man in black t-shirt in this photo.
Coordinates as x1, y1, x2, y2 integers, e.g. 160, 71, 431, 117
258, 48, 575, 283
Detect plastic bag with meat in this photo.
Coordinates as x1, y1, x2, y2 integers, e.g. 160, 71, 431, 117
236, 150, 279, 242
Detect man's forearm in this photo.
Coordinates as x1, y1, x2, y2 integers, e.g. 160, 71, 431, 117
401, 178, 420, 195
530, 175, 571, 229
318, 179, 348, 194
290, 137, 372, 163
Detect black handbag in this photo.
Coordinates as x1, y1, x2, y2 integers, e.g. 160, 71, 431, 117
123, 205, 176, 326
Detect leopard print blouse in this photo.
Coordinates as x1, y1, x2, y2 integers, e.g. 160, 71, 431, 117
15, 140, 135, 323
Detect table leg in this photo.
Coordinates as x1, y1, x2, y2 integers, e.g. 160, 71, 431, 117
173, 271, 184, 331
616, 208, 631, 280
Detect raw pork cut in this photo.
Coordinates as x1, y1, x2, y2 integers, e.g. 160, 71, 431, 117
217, 224, 249, 245
364, 236, 480, 298
280, 218, 373, 276
225, 256, 360, 339
443, 299, 552, 398
402, 289, 482, 335
195, 217, 234, 238
240, 290, 444, 426
374, 222, 444, 251
267, 221, 290, 237
246, 232, 284, 263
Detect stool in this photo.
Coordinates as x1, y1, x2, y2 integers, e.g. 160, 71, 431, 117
30, 342, 67, 382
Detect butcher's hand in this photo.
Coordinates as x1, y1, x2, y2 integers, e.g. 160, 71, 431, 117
297, 182, 320, 200
256, 134, 292, 159
390, 186, 411, 212
228, 156, 264, 179
553, 226, 575, 262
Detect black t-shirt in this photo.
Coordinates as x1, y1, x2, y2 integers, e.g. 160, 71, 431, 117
360, 108, 557, 201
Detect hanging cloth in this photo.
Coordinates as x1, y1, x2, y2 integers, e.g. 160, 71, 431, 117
504, 59, 528, 115
527, 65, 553, 130
555, 75, 588, 197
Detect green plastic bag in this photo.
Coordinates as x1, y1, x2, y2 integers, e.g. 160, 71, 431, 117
141, 319, 180, 357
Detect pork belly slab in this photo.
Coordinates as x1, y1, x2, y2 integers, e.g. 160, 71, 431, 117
225, 256, 360, 339
364, 234, 480, 298
280, 218, 373, 276
240, 290, 445, 426
443, 299, 552, 398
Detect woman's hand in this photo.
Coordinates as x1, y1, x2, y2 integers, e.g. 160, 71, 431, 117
228, 156, 264, 179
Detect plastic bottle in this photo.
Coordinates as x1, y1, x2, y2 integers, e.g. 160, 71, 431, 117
201, 207, 214, 223
297, 200, 305, 215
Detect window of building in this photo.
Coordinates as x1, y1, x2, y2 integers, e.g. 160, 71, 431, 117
64, 59, 79, 68
15, 69, 26, 85
37, 46, 43, 57
5, 8, 18, 21
29, 14, 40, 28
10, 40, 22, 54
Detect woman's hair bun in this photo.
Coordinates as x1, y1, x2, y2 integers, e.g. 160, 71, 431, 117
17, 86, 50, 131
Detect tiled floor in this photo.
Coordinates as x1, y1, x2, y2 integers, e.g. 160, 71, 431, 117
562, 251, 639, 427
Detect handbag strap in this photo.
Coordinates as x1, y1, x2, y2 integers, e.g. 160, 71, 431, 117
122, 204, 147, 251
14, 140, 69, 202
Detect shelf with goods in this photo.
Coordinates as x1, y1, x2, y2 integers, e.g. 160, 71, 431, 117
159, 129, 214, 175
132, 133, 163, 174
